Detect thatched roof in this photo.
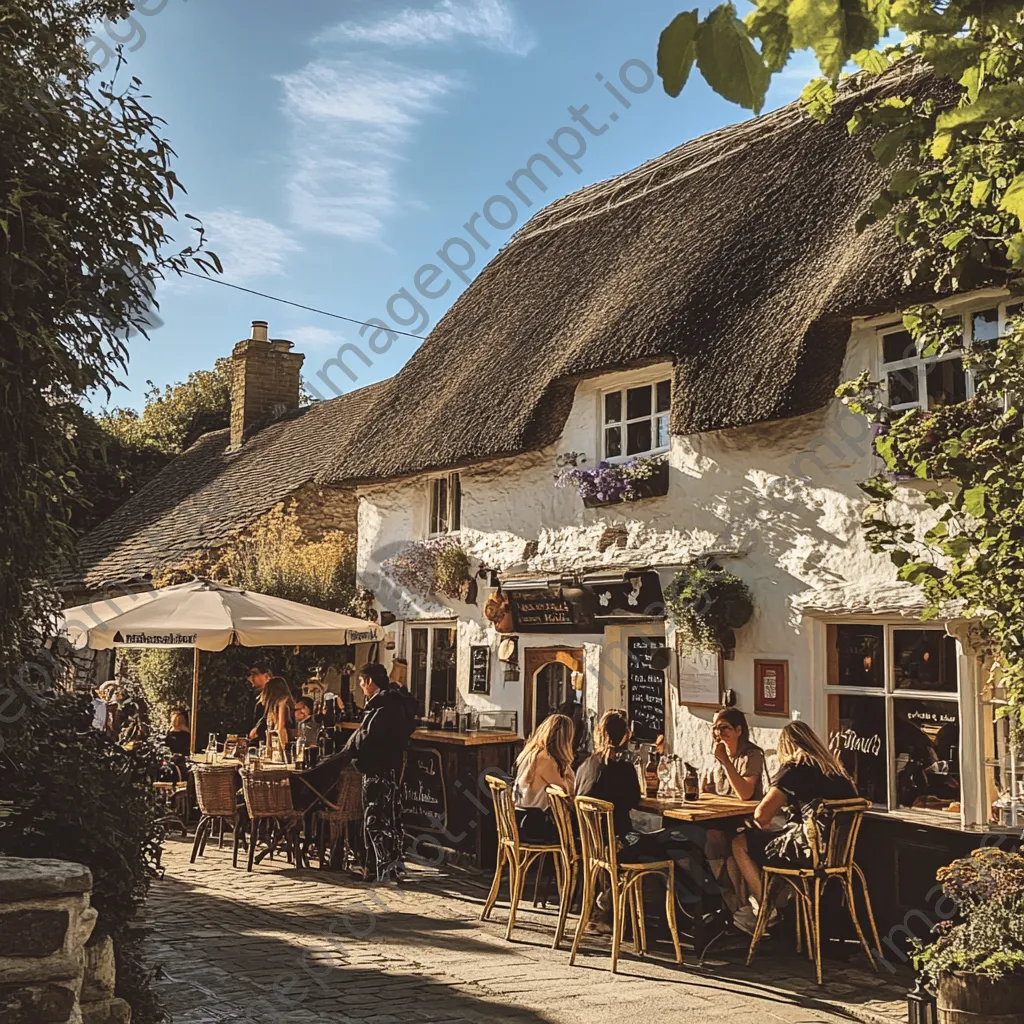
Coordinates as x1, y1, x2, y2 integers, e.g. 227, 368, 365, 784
321, 68, 938, 485
68, 381, 386, 591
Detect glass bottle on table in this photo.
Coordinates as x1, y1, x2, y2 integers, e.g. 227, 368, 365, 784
683, 762, 700, 802
645, 745, 661, 798
205, 733, 218, 764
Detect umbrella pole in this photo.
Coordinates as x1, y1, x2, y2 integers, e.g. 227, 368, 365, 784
190, 649, 200, 754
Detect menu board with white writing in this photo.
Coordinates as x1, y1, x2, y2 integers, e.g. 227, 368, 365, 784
628, 636, 666, 743
401, 747, 447, 832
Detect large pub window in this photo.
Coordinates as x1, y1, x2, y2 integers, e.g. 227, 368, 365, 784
826, 623, 961, 815
408, 625, 458, 716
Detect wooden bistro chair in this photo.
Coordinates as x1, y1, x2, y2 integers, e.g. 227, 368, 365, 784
481, 775, 564, 942
569, 796, 683, 974
746, 797, 883, 985
544, 785, 580, 950
190, 762, 246, 867
241, 766, 306, 873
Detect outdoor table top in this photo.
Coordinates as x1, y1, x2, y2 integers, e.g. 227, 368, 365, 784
639, 793, 760, 823
336, 721, 521, 746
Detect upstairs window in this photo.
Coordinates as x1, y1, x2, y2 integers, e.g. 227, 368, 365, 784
880, 301, 1021, 412
602, 379, 671, 461
429, 472, 461, 536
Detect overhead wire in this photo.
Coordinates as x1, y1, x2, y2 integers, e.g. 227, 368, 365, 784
179, 270, 426, 340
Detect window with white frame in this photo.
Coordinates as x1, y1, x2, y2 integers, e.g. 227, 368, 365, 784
880, 300, 1022, 412
408, 624, 457, 716
602, 378, 671, 461
428, 472, 461, 536
826, 623, 962, 815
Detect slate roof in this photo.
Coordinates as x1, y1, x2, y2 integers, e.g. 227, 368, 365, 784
68, 381, 387, 590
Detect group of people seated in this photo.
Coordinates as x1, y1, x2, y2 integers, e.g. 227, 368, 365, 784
512, 706, 855, 937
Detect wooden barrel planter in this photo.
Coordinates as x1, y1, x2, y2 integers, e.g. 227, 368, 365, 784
937, 972, 1024, 1024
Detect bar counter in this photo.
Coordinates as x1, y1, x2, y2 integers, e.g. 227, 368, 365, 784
336, 722, 521, 868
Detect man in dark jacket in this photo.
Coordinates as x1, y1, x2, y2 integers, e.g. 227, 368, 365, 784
340, 663, 415, 882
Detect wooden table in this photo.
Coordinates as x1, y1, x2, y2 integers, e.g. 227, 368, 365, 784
639, 793, 759, 824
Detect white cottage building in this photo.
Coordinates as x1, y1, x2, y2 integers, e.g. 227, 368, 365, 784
314, 72, 1020, 935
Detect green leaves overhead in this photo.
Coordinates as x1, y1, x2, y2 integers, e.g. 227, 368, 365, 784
935, 84, 1024, 133
695, 4, 771, 113
1000, 175, 1024, 231
746, 0, 793, 73
788, 0, 846, 80
658, 10, 700, 98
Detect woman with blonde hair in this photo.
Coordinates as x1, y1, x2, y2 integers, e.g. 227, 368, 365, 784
731, 720, 856, 934
514, 713, 576, 844
260, 676, 295, 755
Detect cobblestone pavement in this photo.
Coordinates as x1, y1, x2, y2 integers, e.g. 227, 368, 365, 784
146, 837, 910, 1024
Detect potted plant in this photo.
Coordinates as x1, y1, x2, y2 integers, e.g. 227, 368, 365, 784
665, 558, 753, 655
554, 451, 669, 507
913, 847, 1024, 1024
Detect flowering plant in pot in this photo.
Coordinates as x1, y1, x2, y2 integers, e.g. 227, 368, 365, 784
382, 537, 471, 600
665, 558, 753, 654
913, 848, 1024, 1022
554, 451, 669, 507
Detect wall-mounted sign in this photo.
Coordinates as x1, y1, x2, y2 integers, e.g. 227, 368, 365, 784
754, 659, 789, 717
507, 589, 592, 633
676, 647, 723, 708
627, 635, 666, 743
469, 645, 491, 694
590, 571, 665, 621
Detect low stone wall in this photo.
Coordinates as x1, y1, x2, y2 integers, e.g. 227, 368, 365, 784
0, 857, 130, 1024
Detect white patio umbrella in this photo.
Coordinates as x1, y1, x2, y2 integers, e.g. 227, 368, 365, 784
62, 579, 385, 751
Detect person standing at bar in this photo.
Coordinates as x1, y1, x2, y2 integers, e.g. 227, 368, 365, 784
248, 661, 272, 742
339, 663, 416, 883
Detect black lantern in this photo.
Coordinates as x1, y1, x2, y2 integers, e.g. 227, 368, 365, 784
907, 979, 937, 1024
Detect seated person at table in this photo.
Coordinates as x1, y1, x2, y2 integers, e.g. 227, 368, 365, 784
165, 708, 192, 758
293, 697, 320, 748
514, 714, 575, 844
701, 708, 765, 908
260, 676, 295, 754
731, 720, 857, 934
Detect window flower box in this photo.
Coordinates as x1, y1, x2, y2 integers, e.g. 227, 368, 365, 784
554, 453, 669, 508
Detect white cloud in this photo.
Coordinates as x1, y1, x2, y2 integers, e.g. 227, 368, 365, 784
199, 210, 302, 281
281, 324, 342, 350
277, 59, 456, 242
319, 0, 534, 56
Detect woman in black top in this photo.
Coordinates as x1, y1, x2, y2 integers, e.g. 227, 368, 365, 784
731, 720, 856, 933
574, 710, 641, 837
164, 708, 192, 758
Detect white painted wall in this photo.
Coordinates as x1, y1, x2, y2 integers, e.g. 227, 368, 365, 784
355, 322, 945, 770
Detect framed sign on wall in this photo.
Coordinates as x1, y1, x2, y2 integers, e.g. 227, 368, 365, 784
754, 659, 789, 717
675, 647, 723, 708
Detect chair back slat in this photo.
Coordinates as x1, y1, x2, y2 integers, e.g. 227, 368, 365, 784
546, 785, 577, 865
574, 796, 617, 876
819, 797, 870, 869
485, 775, 520, 852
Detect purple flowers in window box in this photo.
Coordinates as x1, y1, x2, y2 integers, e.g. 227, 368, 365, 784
554, 452, 669, 508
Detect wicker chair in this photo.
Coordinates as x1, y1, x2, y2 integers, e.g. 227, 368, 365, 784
305, 767, 363, 869
569, 796, 683, 973
545, 785, 581, 950
190, 763, 246, 867
241, 767, 306, 873
746, 797, 882, 985
481, 775, 563, 941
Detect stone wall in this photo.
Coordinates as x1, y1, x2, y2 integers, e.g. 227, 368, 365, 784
0, 857, 129, 1024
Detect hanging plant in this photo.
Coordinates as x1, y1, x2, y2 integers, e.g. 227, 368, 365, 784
554, 451, 669, 507
382, 538, 471, 599
666, 558, 753, 654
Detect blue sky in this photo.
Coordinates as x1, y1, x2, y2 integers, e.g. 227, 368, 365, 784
102, 0, 817, 410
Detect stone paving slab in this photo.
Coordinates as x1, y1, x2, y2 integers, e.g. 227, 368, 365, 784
143, 837, 908, 1024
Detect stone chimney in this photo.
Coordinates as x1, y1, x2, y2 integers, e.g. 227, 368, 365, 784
229, 320, 305, 449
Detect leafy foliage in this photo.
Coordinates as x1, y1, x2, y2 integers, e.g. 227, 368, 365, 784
0, 691, 163, 934
0, 0, 217, 676
914, 847, 1024, 985
665, 558, 754, 653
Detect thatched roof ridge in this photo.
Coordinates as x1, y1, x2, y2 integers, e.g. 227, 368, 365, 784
322, 66, 939, 485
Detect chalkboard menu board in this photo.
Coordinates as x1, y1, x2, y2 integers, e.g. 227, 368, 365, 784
628, 635, 666, 743
401, 747, 447, 832
469, 645, 490, 694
